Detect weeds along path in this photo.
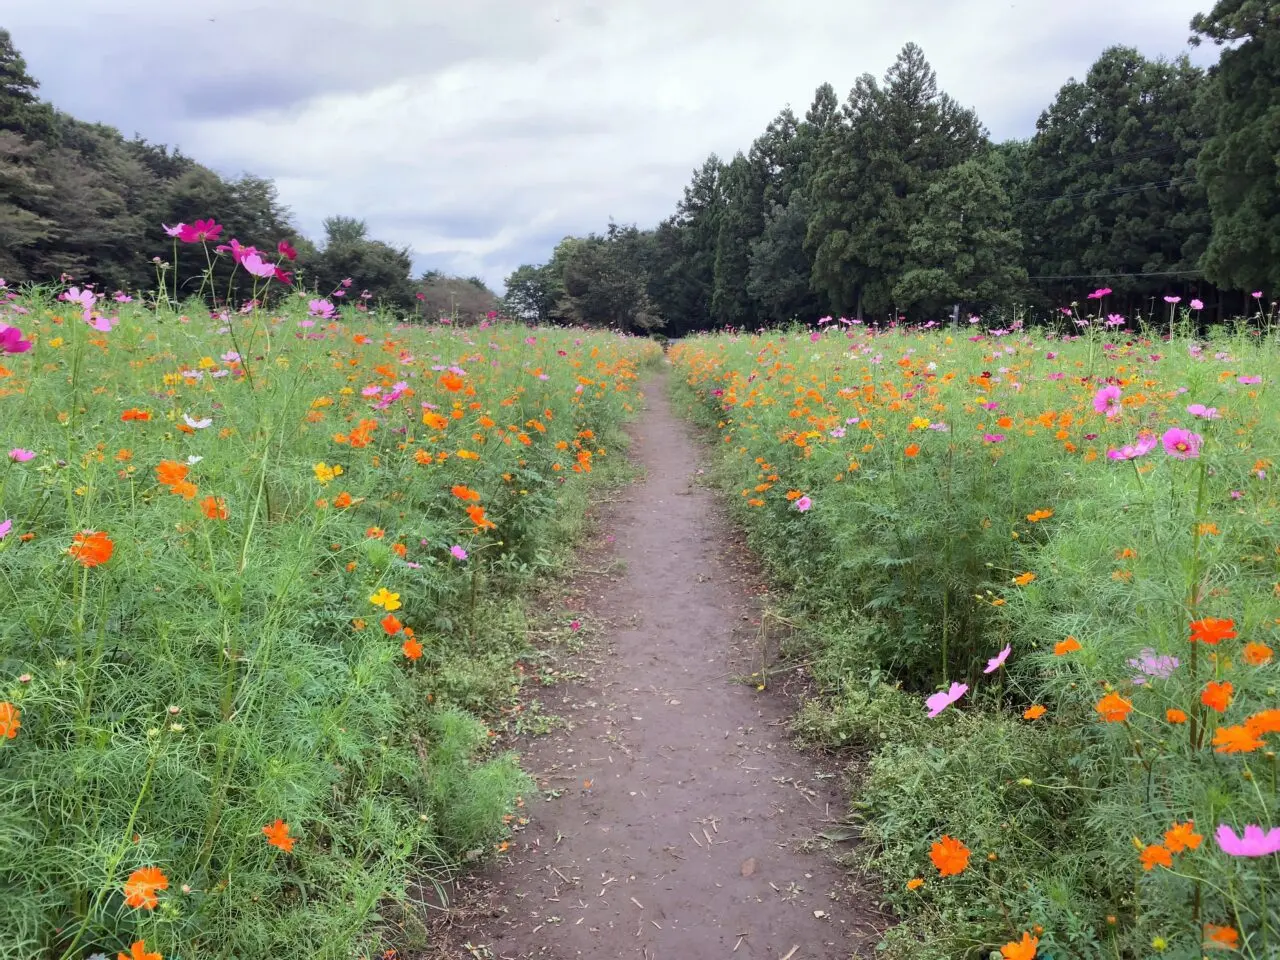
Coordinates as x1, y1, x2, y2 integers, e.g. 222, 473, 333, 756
447, 369, 880, 959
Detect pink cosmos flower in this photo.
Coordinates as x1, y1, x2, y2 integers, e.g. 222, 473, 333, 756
308, 299, 336, 319
1087, 287, 1112, 299
1252, 291, 1263, 299
450, 545, 468, 561
1216, 823, 1280, 858
241, 253, 277, 279
1161, 427, 1202, 459
926, 682, 968, 718
983, 645, 1011, 674
793, 496, 812, 512
0, 518, 11, 539
162, 222, 185, 238
1163, 295, 1181, 304
217, 238, 258, 264
983, 433, 1005, 443
9, 448, 35, 462
1106, 432, 1158, 461
113, 291, 132, 303
178, 219, 223, 243
1190, 298, 1204, 310
0, 325, 32, 353
86, 314, 117, 333
1237, 375, 1262, 385
1185, 403, 1219, 420
1092, 384, 1123, 418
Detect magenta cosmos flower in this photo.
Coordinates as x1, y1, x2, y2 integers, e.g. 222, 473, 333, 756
1216, 823, 1280, 858
178, 219, 223, 243
9, 448, 35, 462
1186, 403, 1219, 420
0, 325, 32, 353
1161, 427, 1203, 459
449, 545, 468, 561
926, 682, 968, 718
1092, 384, 1122, 418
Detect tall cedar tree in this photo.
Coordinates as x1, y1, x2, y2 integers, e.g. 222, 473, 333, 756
807, 44, 985, 319
1020, 46, 1210, 310
1191, 0, 1280, 293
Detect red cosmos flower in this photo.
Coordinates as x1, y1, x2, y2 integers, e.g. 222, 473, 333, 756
178, 219, 223, 243
277, 240, 297, 261
1189, 617, 1236, 645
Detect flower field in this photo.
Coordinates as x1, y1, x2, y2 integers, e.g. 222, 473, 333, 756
672, 310, 1278, 959
0, 268, 660, 959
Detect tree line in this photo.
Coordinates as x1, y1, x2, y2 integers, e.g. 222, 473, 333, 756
503, 0, 1279, 333
0, 28, 499, 319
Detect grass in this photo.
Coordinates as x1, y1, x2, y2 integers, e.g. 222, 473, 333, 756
671, 308, 1279, 960
0, 270, 661, 960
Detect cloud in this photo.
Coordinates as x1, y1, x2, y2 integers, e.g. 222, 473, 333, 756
7, 0, 1218, 290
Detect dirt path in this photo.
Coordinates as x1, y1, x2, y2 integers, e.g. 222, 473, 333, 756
448, 369, 879, 959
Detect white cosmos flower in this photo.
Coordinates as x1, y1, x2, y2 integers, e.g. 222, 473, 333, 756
183, 414, 213, 429
186, 455, 203, 465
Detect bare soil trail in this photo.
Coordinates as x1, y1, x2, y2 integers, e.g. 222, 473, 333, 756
441, 368, 881, 959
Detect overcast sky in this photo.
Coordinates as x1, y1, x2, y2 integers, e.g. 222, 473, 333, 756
7, 0, 1217, 290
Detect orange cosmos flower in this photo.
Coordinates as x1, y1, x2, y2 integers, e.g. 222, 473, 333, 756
1245, 709, 1280, 736
439, 372, 464, 392
906, 877, 924, 890
1204, 924, 1239, 950
333, 491, 353, 508
380, 614, 403, 635
1242, 641, 1273, 666
1023, 705, 1047, 720
365, 526, 385, 539
1026, 509, 1053, 522
1000, 931, 1039, 960
120, 408, 151, 422
1095, 692, 1132, 723
423, 411, 449, 430
402, 636, 424, 660
904, 443, 920, 458
1054, 636, 1081, 655
451, 484, 481, 501
123, 866, 169, 909
118, 940, 162, 960
154, 460, 189, 487
0, 701, 20, 739
1189, 617, 1236, 645
1201, 681, 1233, 713
69, 530, 113, 567
200, 496, 228, 520
1213, 725, 1264, 754
928, 835, 970, 876
1166, 708, 1188, 724
1164, 821, 1202, 853
391, 542, 407, 558
1140, 844, 1172, 871
168, 479, 198, 500
262, 819, 295, 852
1012, 572, 1036, 586
467, 504, 496, 530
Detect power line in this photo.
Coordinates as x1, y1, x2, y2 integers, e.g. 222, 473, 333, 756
1014, 176, 1197, 206
1025, 269, 1204, 281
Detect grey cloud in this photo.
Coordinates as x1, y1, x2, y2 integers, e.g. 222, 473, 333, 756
4, 0, 1221, 290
